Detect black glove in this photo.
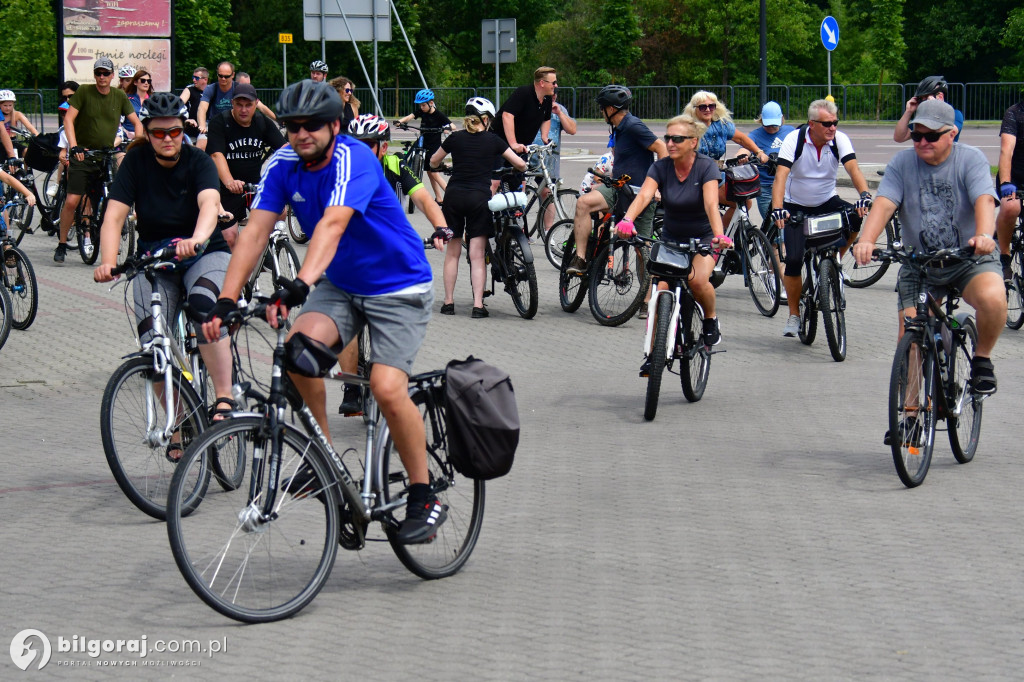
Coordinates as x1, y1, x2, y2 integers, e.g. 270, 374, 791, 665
431, 226, 453, 243
206, 297, 238, 325
270, 277, 310, 309
855, 191, 873, 210
70, 146, 84, 157
770, 208, 790, 224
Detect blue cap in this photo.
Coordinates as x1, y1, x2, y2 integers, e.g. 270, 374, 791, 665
58, 102, 70, 111
760, 101, 783, 126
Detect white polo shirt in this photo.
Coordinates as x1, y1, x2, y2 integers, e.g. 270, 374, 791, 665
777, 126, 856, 207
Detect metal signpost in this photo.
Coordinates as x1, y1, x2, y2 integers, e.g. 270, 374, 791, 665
820, 15, 839, 102
481, 19, 516, 105
280, 33, 293, 88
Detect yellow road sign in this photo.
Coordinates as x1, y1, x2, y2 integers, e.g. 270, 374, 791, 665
279, 33, 293, 44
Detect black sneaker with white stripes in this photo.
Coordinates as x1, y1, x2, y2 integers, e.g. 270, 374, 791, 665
397, 483, 448, 544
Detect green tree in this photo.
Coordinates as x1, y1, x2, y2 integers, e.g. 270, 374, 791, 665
174, 0, 241, 86
0, 0, 57, 88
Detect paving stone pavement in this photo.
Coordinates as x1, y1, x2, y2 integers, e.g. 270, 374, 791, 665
2, 157, 1023, 681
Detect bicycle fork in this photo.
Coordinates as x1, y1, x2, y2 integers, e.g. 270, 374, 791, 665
641, 287, 681, 363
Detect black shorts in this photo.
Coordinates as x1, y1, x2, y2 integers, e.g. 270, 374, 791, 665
442, 188, 492, 240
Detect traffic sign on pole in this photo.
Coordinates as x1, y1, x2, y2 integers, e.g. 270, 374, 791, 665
820, 16, 839, 51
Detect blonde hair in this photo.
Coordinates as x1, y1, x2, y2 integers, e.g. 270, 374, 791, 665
464, 114, 489, 133
683, 91, 733, 125
666, 113, 707, 140
533, 66, 556, 83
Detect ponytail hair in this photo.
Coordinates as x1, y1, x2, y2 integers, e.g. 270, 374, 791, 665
464, 114, 489, 133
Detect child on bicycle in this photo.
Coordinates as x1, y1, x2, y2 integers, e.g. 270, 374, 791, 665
0, 90, 40, 158
396, 89, 454, 203
0, 166, 37, 244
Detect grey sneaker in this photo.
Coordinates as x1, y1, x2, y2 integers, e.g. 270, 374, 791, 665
782, 314, 800, 337
566, 254, 587, 275
53, 242, 67, 264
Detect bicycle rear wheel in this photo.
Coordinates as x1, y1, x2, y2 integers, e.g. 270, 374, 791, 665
117, 215, 136, 268
558, 234, 587, 312
8, 201, 34, 246
100, 357, 210, 519
818, 258, 846, 362
888, 331, 937, 488
74, 194, 99, 264
386, 387, 485, 579
948, 318, 982, 463
167, 417, 340, 623
545, 218, 575, 269
0, 284, 12, 350
3, 246, 38, 330
537, 188, 579, 239
681, 297, 710, 402
743, 225, 781, 317
588, 240, 649, 326
502, 233, 538, 319
40, 164, 62, 213
842, 217, 893, 288
1006, 241, 1024, 329
644, 295, 673, 421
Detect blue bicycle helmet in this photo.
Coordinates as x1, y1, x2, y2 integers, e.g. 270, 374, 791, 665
414, 89, 434, 104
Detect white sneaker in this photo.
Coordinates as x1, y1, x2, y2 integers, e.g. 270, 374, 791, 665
83, 237, 94, 259
782, 314, 800, 337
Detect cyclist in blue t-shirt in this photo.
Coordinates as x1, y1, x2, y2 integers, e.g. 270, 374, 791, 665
203, 80, 454, 545
747, 101, 796, 220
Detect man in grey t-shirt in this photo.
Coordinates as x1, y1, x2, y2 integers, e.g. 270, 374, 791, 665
854, 99, 1004, 397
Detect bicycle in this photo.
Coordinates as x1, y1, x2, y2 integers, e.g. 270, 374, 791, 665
787, 208, 853, 362
840, 213, 901, 288
0, 272, 11, 351
638, 237, 723, 421
875, 246, 985, 488
236, 183, 302, 307
1, 198, 39, 330
520, 140, 578, 254
69, 148, 135, 266
1, 158, 36, 246
394, 123, 448, 214
99, 245, 241, 520
1004, 215, 1024, 329
479, 177, 539, 319
166, 303, 484, 623
556, 168, 650, 327
707, 155, 782, 317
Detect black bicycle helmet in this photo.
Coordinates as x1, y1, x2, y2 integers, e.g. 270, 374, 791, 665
139, 92, 188, 123
596, 85, 632, 111
915, 75, 948, 99
275, 80, 343, 122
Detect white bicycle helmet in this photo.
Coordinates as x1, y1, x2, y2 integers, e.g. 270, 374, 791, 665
310, 60, 329, 73
118, 65, 136, 79
0, 90, 15, 103
348, 114, 390, 141
465, 96, 495, 119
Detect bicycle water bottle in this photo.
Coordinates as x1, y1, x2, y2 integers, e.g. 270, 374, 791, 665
940, 323, 952, 356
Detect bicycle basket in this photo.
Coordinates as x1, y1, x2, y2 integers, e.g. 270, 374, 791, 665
724, 164, 760, 202
801, 211, 847, 249
648, 241, 692, 277
25, 133, 60, 172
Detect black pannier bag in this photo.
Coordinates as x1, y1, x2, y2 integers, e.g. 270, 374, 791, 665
25, 132, 60, 173
444, 356, 519, 480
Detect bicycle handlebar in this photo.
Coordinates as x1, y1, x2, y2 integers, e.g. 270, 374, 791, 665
872, 245, 976, 265
525, 140, 558, 155
111, 242, 207, 277
587, 167, 632, 189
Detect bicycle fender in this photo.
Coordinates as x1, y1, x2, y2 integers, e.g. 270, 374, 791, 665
511, 227, 535, 265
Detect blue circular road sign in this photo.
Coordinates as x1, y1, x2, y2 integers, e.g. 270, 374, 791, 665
820, 16, 839, 51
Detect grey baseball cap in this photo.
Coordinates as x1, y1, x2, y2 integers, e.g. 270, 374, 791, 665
910, 99, 955, 131
93, 57, 114, 72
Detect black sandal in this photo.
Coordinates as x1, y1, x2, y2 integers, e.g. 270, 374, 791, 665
165, 441, 184, 463
210, 397, 238, 422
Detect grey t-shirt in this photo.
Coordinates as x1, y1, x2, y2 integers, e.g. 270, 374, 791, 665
878, 144, 996, 252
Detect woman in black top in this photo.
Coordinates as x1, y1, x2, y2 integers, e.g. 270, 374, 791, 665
429, 97, 526, 318
92, 93, 236, 451
617, 113, 731, 348
330, 76, 360, 130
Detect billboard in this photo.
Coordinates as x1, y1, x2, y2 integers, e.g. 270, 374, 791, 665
62, 0, 171, 38
64, 38, 173, 92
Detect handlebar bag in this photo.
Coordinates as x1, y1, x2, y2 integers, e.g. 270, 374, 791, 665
724, 163, 760, 202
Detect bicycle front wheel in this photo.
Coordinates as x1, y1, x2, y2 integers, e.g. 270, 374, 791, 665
743, 226, 781, 317
3, 246, 38, 330
818, 258, 846, 362
502, 233, 538, 319
948, 318, 982, 463
644, 295, 673, 421
74, 197, 99, 265
0, 284, 12, 350
545, 218, 575, 269
588, 240, 649, 326
842, 218, 893, 288
117, 215, 136, 269
386, 387, 485, 579
888, 331, 937, 488
681, 298, 710, 402
558, 234, 587, 312
8, 201, 34, 246
100, 357, 209, 519
1006, 240, 1024, 329
167, 417, 340, 623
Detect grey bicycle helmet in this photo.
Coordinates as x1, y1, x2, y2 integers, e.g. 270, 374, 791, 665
465, 96, 495, 119
348, 113, 390, 141
915, 75, 948, 98
310, 60, 329, 73
596, 84, 632, 110
415, 89, 434, 104
139, 92, 188, 123
275, 80, 343, 122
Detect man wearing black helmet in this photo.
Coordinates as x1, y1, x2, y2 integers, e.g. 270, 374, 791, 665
893, 75, 963, 144
203, 80, 451, 544
567, 84, 667, 275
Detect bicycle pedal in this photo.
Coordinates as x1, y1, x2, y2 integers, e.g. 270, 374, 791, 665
483, 289, 493, 298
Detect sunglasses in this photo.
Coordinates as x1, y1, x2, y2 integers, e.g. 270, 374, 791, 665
545, 80, 558, 85
94, 70, 112, 77
813, 119, 839, 128
193, 75, 205, 80
910, 130, 948, 143
138, 78, 151, 84
149, 127, 184, 140
284, 119, 329, 134
344, 88, 353, 93
217, 74, 233, 79
664, 134, 694, 144
696, 103, 717, 112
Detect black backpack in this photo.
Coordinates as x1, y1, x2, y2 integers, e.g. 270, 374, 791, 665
444, 356, 519, 480
791, 123, 839, 163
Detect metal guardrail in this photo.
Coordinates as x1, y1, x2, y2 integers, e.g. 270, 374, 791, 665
9, 91, 46, 133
